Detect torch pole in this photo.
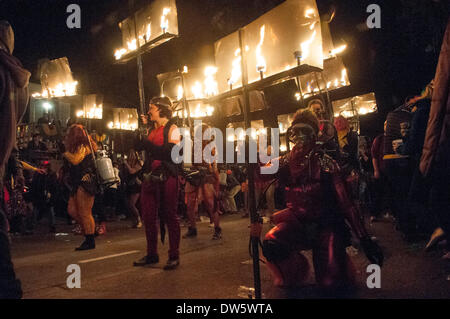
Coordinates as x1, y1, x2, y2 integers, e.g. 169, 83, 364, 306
129, 0, 146, 116
239, 28, 262, 299
180, 72, 192, 129
294, 53, 305, 108
318, 71, 333, 121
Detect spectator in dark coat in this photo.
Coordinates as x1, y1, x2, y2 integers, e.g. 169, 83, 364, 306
420, 19, 450, 257
0, 20, 30, 299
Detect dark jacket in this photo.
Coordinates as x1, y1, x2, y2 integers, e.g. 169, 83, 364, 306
0, 22, 30, 185
420, 18, 450, 177
0, 20, 26, 299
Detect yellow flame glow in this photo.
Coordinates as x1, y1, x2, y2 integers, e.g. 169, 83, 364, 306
341, 68, 348, 85
192, 81, 203, 99
256, 25, 266, 73
300, 30, 316, 61
204, 66, 218, 97
127, 39, 137, 51
114, 48, 127, 60
305, 8, 315, 19
330, 44, 347, 57
177, 85, 184, 101
228, 48, 242, 86
146, 23, 151, 41
161, 8, 171, 32
206, 105, 215, 116
43, 81, 78, 98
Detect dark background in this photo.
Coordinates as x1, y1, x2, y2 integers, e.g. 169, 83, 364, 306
1, 0, 449, 135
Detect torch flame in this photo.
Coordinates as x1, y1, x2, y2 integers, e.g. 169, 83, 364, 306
330, 44, 347, 57
177, 85, 184, 101
206, 105, 214, 116
127, 39, 137, 51
341, 68, 348, 85
46, 81, 78, 98
114, 48, 127, 60
256, 25, 266, 73
305, 8, 316, 19
192, 81, 203, 99
146, 23, 151, 41
228, 48, 242, 86
300, 30, 316, 61
204, 66, 218, 97
161, 8, 171, 33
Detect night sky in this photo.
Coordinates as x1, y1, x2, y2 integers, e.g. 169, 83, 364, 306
1, 0, 449, 134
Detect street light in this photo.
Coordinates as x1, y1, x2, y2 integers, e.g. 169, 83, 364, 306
42, 102, 52, 111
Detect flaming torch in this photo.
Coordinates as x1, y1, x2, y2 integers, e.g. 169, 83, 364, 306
300, 30, 316, 62
146, 23, 151, 41
256, 25, 266, 80
228, 48, 242, 90
192, 81, 203, 99
204, 66, 218, 97
161, 8, 171, 34
177, 85, 184, 101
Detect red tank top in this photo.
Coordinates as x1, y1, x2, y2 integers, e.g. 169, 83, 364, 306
148, 125, 164, 171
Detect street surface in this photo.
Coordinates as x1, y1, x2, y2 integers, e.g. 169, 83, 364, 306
10, 213, 450, 299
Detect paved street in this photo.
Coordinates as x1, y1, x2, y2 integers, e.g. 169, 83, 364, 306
9, 213, 450, 299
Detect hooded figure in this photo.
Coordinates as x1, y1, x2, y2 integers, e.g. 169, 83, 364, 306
0, 21, 31, 183
0, 21, 30, 299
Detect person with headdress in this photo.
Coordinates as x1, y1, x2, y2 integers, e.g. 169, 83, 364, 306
261, 110, 382, 292
133, 96, 181, 270
62, 124, 98, 251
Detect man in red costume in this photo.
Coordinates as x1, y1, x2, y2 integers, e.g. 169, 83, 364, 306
262, 110, 383, 292
133, 96, 181, 270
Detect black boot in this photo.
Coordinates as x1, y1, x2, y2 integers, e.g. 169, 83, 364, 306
212, 227, 222, 240
163, 258, 180, 270
133, 255, 159, 267
183, 227, 197, 238
75, 235, 95, 251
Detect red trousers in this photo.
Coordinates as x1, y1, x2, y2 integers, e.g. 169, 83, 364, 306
140, 176, 180, 260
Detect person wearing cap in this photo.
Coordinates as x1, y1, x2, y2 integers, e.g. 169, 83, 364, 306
133, 96, 181, 270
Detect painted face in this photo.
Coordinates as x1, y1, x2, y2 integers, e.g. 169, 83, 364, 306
310, 103, 323, 118
288, 123, 316, 149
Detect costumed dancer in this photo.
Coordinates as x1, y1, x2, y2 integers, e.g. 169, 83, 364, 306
261, 110, 383, 292
133, 96, 181, 270
62, 124, 98, 251
183, 123, 222, 240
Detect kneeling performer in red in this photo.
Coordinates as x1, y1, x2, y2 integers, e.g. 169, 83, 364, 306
262, 110, 383, 292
